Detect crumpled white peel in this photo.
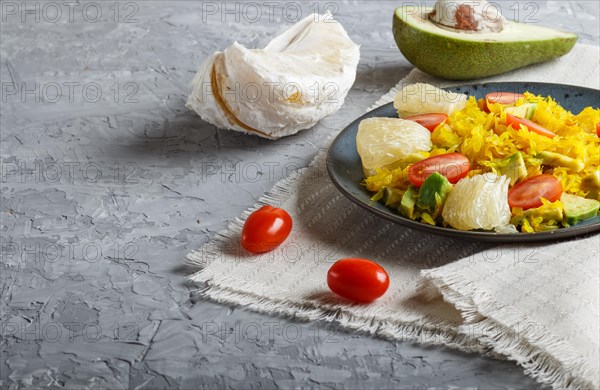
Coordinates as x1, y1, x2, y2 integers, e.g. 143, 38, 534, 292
186, 12, 360, 139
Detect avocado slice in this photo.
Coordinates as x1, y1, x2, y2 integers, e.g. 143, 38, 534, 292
499, 152, 527, 186
510, 202, 564, 230
392, 6, 578, 80
505, 104, 537, 120
538, 151, 585, 172
400, 185, 419, 219
417, 172, 453, 214
512, 206, 563, 224
381, 187, 405, 209
561, 193, 600, 225
582, 170, 600, 200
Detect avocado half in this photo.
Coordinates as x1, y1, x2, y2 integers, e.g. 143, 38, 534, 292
393, 6, 578, 80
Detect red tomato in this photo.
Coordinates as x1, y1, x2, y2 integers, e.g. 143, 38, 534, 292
327, 258, 389, 303
404, 113, 448, 132
596, 122, 600, 137
486, 92, 524, 105
506, 113, 557, 138
408, 153, 471, 187
241, 206, 292, 253
479, 98, 491, 113
508, 174, 563, 210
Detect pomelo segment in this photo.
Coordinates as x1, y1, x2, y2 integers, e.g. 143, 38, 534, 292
442, 174, 511, 230
356, 118, 432, 175
394, 83, 467, 118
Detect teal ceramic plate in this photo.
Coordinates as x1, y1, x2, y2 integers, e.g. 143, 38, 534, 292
327, 82, 600, 242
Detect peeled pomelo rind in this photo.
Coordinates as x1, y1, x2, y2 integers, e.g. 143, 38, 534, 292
186, 12, 360, 139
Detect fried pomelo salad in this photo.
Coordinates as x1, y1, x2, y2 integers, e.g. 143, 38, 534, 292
358, 83, 600, 232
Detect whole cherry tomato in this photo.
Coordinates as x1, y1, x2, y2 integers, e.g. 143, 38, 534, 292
327, 258, 390, 303
241, 206, 292, 253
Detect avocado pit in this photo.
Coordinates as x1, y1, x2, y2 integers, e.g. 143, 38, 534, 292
429, 0, 504, 33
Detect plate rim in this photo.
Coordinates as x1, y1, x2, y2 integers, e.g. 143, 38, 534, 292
326, 81, 600, 242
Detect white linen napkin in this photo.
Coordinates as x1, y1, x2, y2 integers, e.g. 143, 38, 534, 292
188, 44, 600, 389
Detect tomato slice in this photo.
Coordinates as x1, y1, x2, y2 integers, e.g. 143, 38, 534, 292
486, 92, 524, 105
327, 258, 390, 303
506, 113, 557, 138
241, 206, 292, 253
508, 174, 563, 210
404, 113, 448, 132
408, 153, 471, 187
596, 122, 600, 137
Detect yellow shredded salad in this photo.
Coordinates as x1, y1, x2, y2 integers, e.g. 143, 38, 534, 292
364, 92, 600, 232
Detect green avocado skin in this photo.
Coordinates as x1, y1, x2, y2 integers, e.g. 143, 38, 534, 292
393, 8, 578, 80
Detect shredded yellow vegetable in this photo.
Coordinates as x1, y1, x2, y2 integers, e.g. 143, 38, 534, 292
366, 93, 600, 199
364, 91, 599, 232
510, 198, 566, 232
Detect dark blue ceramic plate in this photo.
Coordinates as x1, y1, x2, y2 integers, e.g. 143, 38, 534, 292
327, 82, 600, 242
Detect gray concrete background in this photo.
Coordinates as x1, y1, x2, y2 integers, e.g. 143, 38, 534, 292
1, 1, 598, 388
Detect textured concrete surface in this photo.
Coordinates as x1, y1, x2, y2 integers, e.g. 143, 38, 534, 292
1, 1, 598, 388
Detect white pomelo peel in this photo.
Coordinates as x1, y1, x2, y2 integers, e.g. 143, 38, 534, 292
187, 12, 360, 139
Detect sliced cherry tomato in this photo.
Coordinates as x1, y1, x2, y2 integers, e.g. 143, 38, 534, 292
408, 153, 470, 187
479, 98, 491, 113
506, 113, 557, 138
241, 205, 292, 253
327, 258, 389, 303
404, 113, 448, 132
596, 122, 600, 137
486, 92, 524, 105
508, 174, 563, 210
